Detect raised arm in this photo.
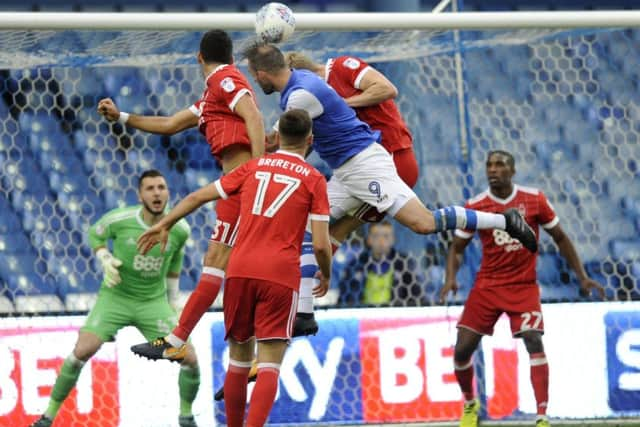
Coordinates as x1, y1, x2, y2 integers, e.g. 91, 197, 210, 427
137, 183, 221, 254
545, 224, 605, 299
439, 235, 473, 304
233, 93, 265, 159
98, 98, 198, 135
344, 67, 398, 108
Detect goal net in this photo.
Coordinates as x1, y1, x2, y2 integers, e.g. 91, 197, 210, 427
0, 16, 639, 426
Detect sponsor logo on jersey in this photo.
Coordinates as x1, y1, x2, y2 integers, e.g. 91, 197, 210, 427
343, 57, 360, 70
126, 237, 136, 246
605, 311, 640, 411
220, 77, 235, 93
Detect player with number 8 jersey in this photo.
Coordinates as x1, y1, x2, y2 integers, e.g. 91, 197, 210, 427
440, 150, 605, 427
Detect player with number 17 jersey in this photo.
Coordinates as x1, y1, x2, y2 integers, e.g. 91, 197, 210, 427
216, 151, 330, 291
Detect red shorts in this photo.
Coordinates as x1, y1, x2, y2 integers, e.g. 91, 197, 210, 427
210, 193, 241, 246
392, 147, 419, 188
223, 277, 298, 342
457, 284, 544, 337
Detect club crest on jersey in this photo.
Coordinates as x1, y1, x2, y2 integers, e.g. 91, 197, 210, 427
344, 57, 360, 70
96, 224, 105, 236
220, 77, 235, 93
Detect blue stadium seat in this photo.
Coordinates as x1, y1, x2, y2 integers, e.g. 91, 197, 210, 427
180, 130, 216, 170
55, 258, 101, 297
12, 193, 63, 233
0, 232, 32, 254
0, 194, 22, 233
537, 253, 560, 286
0, 253, 54, 297
179, 272, 196, 292
610, 238, 640, 260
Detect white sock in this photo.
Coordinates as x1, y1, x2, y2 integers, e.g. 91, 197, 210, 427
475, 210, 506, 229
297, 278, 315, 314
166, 333, 185, 348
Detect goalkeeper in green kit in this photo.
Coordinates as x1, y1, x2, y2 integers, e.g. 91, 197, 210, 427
31, 170, 201, 427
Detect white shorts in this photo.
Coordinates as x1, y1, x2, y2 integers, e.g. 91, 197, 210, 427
328, 143, 416, 219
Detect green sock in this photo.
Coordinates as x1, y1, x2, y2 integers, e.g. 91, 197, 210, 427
178, 365, 200, 416
44, 355, 85, 419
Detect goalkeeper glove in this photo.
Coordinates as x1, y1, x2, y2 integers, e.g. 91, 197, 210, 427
96, 248, 123, 288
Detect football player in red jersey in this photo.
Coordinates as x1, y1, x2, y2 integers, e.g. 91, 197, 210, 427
283, 52, 419, 248
135, 109, 332, 427
285, 52, 418, 188
98, 30, 267, 359
439, 150, 605, 427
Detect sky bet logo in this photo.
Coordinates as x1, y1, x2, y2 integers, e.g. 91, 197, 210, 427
605, 311, 640, 411
210, 318, 363, 425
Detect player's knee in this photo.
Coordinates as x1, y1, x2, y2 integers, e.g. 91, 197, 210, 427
521, 331, 544, 354
454, 342, 475, 363
406, 217, 434, 235
181, 344, 199, 368
73, 341, 100, 361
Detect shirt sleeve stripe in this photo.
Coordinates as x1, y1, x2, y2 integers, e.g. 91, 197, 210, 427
454, 229, 474, 239
541, 216, 559, 229
229, 88, 250, 111
214, 180, 228, 200
309, 214, 330, 222
354, 66, 372, 89
188, 104, 200, 116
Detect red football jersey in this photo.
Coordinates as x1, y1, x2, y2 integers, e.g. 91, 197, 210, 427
455, 185, 559, 288
189, 64, 254, 161
325, 56, 413, 153
215, 151, 330, 290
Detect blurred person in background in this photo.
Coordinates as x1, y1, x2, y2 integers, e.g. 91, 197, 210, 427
338, 221, 424, 307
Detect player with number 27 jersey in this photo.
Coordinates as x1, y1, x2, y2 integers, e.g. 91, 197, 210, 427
455, 185, 557, 336
456, 185, 558, 289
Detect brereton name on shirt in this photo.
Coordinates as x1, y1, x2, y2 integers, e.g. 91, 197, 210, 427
258, 157, 311, 176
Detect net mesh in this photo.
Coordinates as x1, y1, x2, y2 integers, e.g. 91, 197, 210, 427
0, 27, 639, 424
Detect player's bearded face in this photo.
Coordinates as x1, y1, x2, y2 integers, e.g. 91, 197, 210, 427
139, 177, 169, 215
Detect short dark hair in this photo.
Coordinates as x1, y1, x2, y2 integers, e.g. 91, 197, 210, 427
244, 43, 286, 72
278, 109, 312, 146
487, 150, 515, 168
200, 30, 233, 64
138, 169, 165, 189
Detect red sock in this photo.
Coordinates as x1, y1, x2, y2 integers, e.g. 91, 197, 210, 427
530, 352, 549, 415
246, 364, 280, 427
224, 360, 252, 427
172, 267, 223, 341
454, 359, 475, 401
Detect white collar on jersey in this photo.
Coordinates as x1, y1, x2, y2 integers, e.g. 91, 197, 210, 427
276, 149, 305, 161
324, 58, 334, 82
487, 184, 519, 205
204, 64, 229, 84
135, 207, 150, 230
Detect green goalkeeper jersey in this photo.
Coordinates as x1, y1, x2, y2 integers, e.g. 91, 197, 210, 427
88, 205, 190, 301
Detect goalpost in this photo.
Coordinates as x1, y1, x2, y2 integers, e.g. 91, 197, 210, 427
1, 9, 639, 427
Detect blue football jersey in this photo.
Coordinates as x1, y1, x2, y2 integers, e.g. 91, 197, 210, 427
280, 69, 378, 169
